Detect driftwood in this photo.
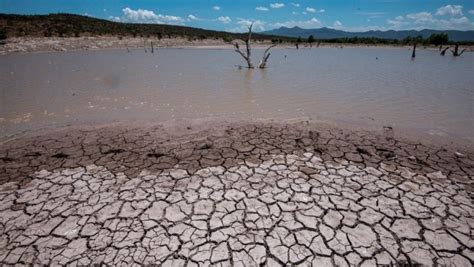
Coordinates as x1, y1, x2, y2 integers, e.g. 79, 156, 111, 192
258, 44, 277, 69
233, 23, 277, 69
233, 24, 254, 68
440, 46, 450, 56
451, 44, 465, 57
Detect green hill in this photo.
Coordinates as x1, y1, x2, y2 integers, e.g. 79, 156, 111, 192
0, 13, 291, 41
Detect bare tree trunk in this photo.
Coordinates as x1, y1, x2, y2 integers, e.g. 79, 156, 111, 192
233, 24, 254, 68
258, 44, 277, 69
411, 43, 417, 58
151, 41, 154, 53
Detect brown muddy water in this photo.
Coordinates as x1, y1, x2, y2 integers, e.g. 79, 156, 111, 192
0, 47, 473, 143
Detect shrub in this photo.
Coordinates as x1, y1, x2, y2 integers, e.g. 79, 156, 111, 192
223, 36, 233, 43
0, 28, 7, 40
427, 33, 449, 46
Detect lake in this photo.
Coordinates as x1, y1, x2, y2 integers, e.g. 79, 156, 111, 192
1, 47, 473, 143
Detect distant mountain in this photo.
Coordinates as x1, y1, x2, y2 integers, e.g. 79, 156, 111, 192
262, 26, 474, 42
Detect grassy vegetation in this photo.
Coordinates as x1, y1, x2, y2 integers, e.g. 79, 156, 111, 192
0, 28, 6, 40
0, 13, 295, 42
320, 33, 473, 46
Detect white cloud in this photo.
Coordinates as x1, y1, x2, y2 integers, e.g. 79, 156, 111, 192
270, 3, 285, 9
387, 11, 474, 30
122, 7, 185, 25
333, 20, 343, 29
406, 12, 433, 24
436, 5, 463, 16
469, 10, 474, 15
305, 7, 324, 13
108, 16, 121, 22
187, 14, 200, 21
256, 6, 269, 12
236, 18, 266, 31
292, 11, 299, 15
291, 3, 301, 8
213, 6, 221, 11
271, 18, 322, 29
217, 16, 232, 24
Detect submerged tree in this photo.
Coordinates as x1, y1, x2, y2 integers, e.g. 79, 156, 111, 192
451, 44, 466, 57
410, 35, 423, 59
440, 46, 450, 56
233, 24, 254, 68
258, 44, 277, 69
233, 24, 277, 69
308, 35, 316, 47
412, 43, 417, 59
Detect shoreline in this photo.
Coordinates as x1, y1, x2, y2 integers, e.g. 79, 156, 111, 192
2, 117, 473, 153
1, 118, 473, 174
2, 36, 473, 55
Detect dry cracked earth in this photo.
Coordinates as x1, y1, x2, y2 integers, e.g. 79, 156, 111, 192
0, 121, 473, 266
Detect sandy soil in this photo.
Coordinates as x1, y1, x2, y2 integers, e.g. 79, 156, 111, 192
0, 119, 472, 265
2, 36, 471, 55
0, 36, 230, 55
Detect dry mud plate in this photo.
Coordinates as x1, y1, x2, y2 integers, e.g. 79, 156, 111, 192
0, 121, 473, 266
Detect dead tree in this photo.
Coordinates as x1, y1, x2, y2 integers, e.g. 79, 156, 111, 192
440, 46, 449, 56
258, 44, 277, 69
151, 41, 154, 53
451, 44, 466, 57
233, 24, 277, 69
233, 24, 254, 68
411, 43, 417, 59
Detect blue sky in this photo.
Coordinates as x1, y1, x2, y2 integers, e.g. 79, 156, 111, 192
1, 1, 474, 32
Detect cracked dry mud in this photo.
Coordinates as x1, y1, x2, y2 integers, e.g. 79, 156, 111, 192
0, 121, 473, 266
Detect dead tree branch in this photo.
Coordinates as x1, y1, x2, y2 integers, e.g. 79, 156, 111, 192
451, 44, 465, 57
233, 24, 254, 68
440, 46, 449, 56
258, 44, 278, 69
